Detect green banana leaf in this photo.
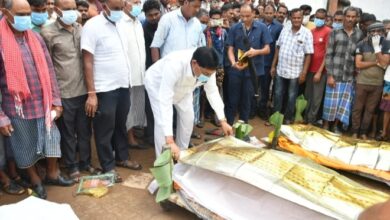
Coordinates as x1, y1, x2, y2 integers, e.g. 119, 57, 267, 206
294, 94, 307, 123
269, 111, 284, 148
233, 121, 253, 140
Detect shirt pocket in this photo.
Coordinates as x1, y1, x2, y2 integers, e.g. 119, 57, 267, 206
293, 40, 305, 57
97, 35, 116, 53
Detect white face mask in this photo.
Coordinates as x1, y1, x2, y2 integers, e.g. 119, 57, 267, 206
302, 15, 310, 25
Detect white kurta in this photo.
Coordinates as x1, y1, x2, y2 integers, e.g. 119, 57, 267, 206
144, 49, 225, 156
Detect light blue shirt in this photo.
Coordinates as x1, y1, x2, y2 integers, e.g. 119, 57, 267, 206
151, 8, 203, 57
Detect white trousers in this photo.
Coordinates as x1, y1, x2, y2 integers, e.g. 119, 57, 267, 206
146, 89, 194, 157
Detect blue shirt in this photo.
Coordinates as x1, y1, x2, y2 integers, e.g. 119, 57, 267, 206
226, 20, 272, 76
261, 19, 283, 68
150, 9, 203, 57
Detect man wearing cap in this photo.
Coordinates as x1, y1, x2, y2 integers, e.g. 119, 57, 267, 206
351, 22, 388, 139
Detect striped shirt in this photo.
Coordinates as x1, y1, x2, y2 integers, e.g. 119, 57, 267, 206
276, 25, 314, 79
325, 28, 364, 82
0, 32, 62, 127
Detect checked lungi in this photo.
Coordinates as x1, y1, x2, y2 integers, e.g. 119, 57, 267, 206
322, 82, 354, 126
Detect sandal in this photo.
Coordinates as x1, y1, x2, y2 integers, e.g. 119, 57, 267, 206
205, 128, 224, 137
2, 180, 25, 195
191, 132, 201, 139
196, 120, 204, 128
106, 170, 123, 183
69, 170, 81, 183
11, 175, 31, 188
116, 160, 142, 170
81, 165, 102, 175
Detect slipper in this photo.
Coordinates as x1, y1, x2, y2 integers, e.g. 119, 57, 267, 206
2, 180, 25, 195
106, 170, 123, 183
69, 170, 81, 183
196, 121, 204, 128
116, 160, 142, 170
212, 117, 221, 127
205, 128, 224, 137
191, 132, 201, 139
264, 122, 272, 126
81, 165, 102, 175
11, 175, 31, 188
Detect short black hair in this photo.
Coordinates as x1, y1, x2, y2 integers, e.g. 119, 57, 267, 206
334, 10, 343, 17
277, 4, 288, 12
299, 4, 311, 13
316, 8, 327, 15
232, 2, 241, 10
221, 3, 232, 13
28, 0, 46, 7
264, 4, 276, 12
360, 13, 376, 23
192, 47, 219, 69
290, 8, 302, 17
209, 8, 222, 18
76, 0, 89, 8
143, 0, 161, 13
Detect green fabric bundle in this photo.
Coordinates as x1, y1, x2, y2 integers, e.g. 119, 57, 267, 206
150, 149, 174, 203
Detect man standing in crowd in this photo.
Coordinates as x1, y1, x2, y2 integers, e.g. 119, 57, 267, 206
231, 2, 240, 24
304, 8, 332, 125
0, 0, 74, 199
258, 4, 282, 120
352, 23, 387, 139
41, 0, 96, 181
28, 0, 51, 32
271, 8, 313, 124
123, 0, 147, 149
323, 7, 364, 133
150, 0, 202, 62
332, 10, 344, 30
145, 47, 232, 159
76, 0, 90, 26
81, 0, 141, 183
276, 4, 288, 25
226, 4, 271, 125
142, 0, 161, 145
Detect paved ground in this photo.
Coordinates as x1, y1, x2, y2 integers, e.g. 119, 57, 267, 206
0, 117, 389, 220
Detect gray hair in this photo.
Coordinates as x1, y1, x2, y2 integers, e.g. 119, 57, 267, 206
196, 8, 208, 19
343, 6, 360, 17
3, 0, 12, 9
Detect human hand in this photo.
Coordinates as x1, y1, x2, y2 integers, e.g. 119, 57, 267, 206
327, 75, 335, 88
243, 48, 257, 58
313, 72, 321, 83
220, 120, 233, 136
85, 93, 98, 117
0, 124, 13, 136
51, 106, 63, 120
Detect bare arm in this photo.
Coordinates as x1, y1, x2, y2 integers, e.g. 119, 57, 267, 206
151, 47, 161, 63
82, 50, 98, 118
355, 54, 377, 69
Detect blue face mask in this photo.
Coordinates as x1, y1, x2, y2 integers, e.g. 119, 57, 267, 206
31, 11, 48, 26
314, 18, 325, 28
130, 5, 142, 17
11, 15, 31, 32
60, 10, 78, 25
332, 22, 343, 30
198, 74, 210, 83
106, 6, 123, 22
201, 23, 207, 32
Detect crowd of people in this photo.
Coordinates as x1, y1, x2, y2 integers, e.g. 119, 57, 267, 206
0, 0, 389, 202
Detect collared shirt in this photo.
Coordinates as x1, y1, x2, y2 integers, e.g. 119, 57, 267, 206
226, 20, 273, 76
309, 25, 332, 73
276, 25, 314, 79
144, 49, 225, 136
81, 13, 131, 92
123, 14, 146, 87
261, 19, 283, 67
150, 9, 203, 57
143, 21, 158, 69
41, 20, 87, 98
325, 28, 364, 82
0, 32, 61, 127
355, 40, 385, 86
31, 20, 54, 33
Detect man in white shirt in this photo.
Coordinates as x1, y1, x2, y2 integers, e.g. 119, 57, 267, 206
145, 47, 233, 159
81, 0, 141, 182
122, 0, 147, 149
150, 0, 203, 62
